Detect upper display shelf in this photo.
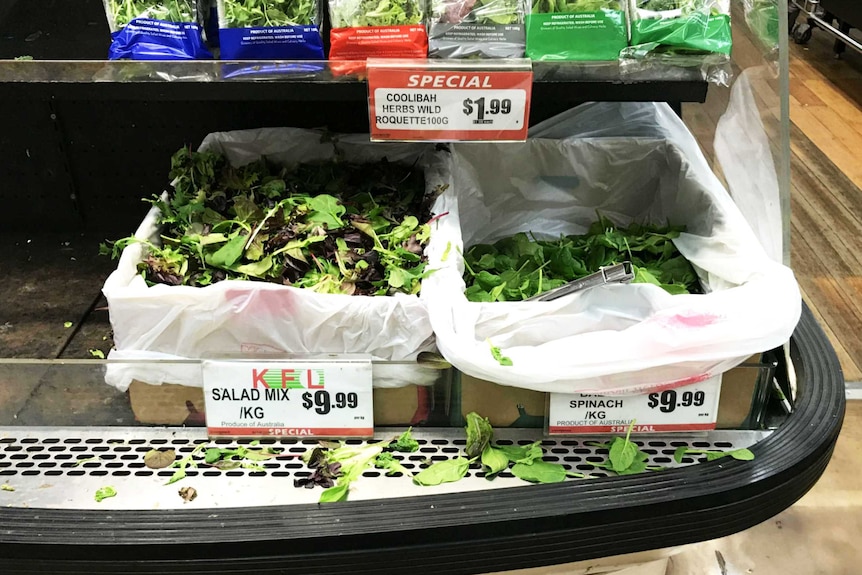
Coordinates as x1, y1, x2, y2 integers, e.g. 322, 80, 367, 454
0, 59, 708, 104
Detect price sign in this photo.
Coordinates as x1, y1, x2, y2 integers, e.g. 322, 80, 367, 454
547, 376, 721, 435
202, 357, 374, 438
367, 58, 532, 142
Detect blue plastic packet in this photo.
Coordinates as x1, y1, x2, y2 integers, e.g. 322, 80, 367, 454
216, 0, 324, 60
104, 0, 213, 60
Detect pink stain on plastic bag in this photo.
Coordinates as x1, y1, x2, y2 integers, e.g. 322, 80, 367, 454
658, 312, 722, 329
224, 287, 297, 318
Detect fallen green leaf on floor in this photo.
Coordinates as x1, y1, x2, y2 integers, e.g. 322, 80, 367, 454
413, 457, 472, 486
166, 443, 206, 485
465, 412, 493, 459
74, 456, 101, 466
511, 460, 568, 483
94, 486, 116, 502
481, 445, 509, 478
590, 421, 664, 476
375, 452, 412, 476
64, 321, 73, 328
1, 484, 14, 492
144, 449, 176, 469
392, 427, 420, 453
673, 446, 755, 464
178, 486, 197, 502
89, 349, 106, 359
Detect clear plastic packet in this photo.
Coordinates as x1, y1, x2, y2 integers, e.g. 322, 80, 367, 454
217, 0, 324, 59
429, 0, 526, 59
103, 0, 213, 59
525, 0, 628, 61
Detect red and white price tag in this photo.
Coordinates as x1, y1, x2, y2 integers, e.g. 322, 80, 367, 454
367, 59, 532, 142
547, 376, 722, 435
202, 357, 374, 438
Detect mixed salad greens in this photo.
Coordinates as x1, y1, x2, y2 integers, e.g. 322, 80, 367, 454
637, 0, 722, 15
221, 0, 317, 27
530, 0, 619, 12
107, 0, 197, 27
330, 0, 425, 28
102, 146, 440, 297
434, 0, 522, 25
462, 216, 701, 303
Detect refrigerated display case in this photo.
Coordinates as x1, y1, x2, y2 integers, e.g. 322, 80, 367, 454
0, 0, 845, 572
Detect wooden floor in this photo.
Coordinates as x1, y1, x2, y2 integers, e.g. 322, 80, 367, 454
684, 19, 862, 383
788, 32, 862, 382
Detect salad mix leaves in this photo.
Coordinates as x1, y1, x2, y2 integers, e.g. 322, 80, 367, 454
221, 0, 317, 27
107, 0, 196, 27
530, 0, 619, 13
435, 0, 521, 24
330, 0, 425, 28
103, 146, 439, 297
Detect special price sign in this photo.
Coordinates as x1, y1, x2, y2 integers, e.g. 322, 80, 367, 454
547, 376, 722, 435
367, 59, 532, 141
202, 358, 374, 438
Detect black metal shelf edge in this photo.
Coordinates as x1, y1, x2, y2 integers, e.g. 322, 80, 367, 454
0, 61, 708, 104
0, 303, 844, 574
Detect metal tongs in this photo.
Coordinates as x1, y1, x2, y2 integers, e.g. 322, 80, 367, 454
525, 262, 635, 302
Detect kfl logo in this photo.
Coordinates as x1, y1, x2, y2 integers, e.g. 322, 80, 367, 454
251, 368, 325, 389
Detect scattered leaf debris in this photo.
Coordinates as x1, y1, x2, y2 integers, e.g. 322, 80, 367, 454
144, 449, 177, 470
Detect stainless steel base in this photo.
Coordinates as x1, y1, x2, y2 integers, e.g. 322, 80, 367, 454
0, 426, 770, 510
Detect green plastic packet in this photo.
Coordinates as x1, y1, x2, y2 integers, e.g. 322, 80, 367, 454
526, 0, 628, 61
628, 0, 731, 56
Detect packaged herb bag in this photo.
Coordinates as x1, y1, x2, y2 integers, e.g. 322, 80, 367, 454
104, 0, 213, 59
526, 0, 627, 61
328, 0, 428, 61
217, 0, 324, 60
429, 0, 526, 59
628, 0, 731, 56
744, 0, 777, 51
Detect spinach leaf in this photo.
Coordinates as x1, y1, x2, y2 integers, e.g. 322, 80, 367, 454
608, 432, 638, 472
511, 461, 567, 483
413, 458, 471, 486
481, 445, 509, 477
674, 447, 755, 464
463, 214, 699, 302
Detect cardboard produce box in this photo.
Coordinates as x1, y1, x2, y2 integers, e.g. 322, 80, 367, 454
455, 374, 547, 428
128, 381, 441, 428
455, 353, 774, 430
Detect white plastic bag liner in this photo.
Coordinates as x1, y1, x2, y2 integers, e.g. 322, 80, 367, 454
103, 128, 449, 391
715, 69, 784, 264
422, 101, 801, 394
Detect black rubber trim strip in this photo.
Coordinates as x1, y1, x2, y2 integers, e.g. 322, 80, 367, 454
0, 303, 845, 574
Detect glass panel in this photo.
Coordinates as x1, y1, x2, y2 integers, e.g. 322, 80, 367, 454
0, 0, 793, 432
